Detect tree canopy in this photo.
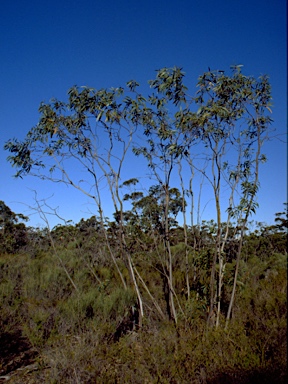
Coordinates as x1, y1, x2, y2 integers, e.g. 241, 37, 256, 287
4, 65, 274, 326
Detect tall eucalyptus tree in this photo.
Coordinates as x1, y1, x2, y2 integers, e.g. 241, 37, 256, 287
5, 65, 272, 327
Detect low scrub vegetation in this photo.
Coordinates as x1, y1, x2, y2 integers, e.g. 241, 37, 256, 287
0, 201, 286, 383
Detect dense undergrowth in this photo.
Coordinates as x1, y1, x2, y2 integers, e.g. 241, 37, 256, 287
0, 207, 287, 383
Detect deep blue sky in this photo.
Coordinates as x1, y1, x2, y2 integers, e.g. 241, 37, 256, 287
1, 0, 287, 228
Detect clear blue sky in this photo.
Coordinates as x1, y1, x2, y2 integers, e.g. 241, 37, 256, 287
0, 0, 287, 228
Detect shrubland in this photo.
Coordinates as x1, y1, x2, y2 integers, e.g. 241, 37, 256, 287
0, 201, 286, 383
1, 66, 287, 382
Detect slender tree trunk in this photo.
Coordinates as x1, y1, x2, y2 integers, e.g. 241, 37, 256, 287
208, 194, 221, 327
165, 187, 177, 324
216, 155, 241, 327
98, 207, 127, 290
178, 160, 190, 300
133, 264, 166, 320
118, 202, 144, 326
225, 227, 244, 328
216, 254, 225, 328
225, 126, 261, 329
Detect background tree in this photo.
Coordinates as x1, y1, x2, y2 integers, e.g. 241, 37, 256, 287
0, 201, 28, 253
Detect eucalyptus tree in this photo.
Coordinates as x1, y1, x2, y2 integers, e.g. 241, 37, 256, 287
130, 66, 272, 326
124, 185, 183, 234
5, 65, 272, 327
0, 200, 28, 231
4, 83, 147, 322
131, 67, 193, 323
187, 66, 273, 327
0, 200, 29, 253
137, 66, 272, 326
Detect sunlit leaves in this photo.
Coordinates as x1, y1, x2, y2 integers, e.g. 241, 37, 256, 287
126, 80, 139, 92
4, 65, 272, 225
121, 178, 139, 187
148, 67, 188, 106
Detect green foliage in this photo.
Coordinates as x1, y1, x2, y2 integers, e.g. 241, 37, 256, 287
0, 212, 287, 382
1, 66, 286, 381
0, 200, 29, 253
